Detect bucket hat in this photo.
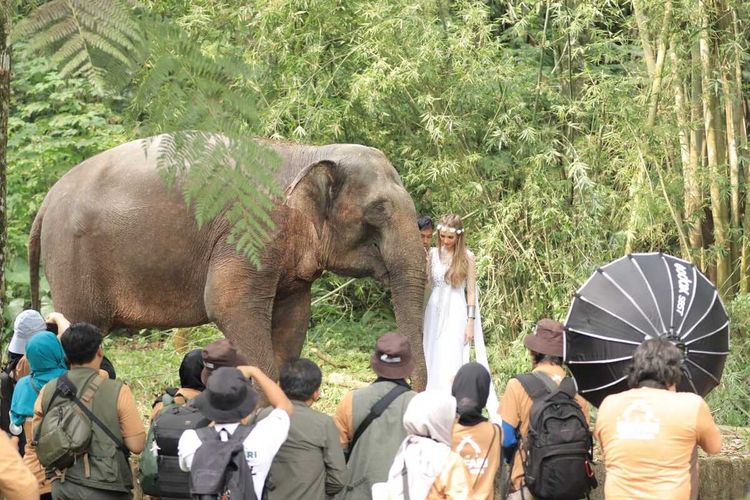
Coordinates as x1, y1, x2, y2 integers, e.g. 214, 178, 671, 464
370, 332, 414, 380
201, 339, 248, 385
523, 318, 564, 357
192, 367, 257, 423
9, 310, 47, 355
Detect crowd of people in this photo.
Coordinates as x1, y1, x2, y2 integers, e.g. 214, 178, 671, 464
0, 213, 725, 500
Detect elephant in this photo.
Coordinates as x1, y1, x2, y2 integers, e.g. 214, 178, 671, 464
28, 135, 426, 384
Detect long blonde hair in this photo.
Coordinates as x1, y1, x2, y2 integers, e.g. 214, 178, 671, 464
438, 214, 468, 287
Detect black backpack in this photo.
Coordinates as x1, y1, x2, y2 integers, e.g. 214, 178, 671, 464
190, 424, 257, 500
516, 372, 597, 500
140, 391, 210, 498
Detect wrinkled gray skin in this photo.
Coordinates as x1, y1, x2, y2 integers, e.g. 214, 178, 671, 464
29, 135, 426, 386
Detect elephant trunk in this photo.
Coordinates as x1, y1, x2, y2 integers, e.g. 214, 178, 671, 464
382, 218, 427, 389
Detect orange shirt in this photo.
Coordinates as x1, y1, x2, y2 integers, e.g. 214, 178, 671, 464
21, 419, 53, 494
0, 431, 38, 500
594, 387, 721, 500
498, 364, 590, 491
427, 451, 472, 500
452, 421, 501, 500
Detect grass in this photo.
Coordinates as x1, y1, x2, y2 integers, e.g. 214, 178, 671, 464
105, 310, 750, 429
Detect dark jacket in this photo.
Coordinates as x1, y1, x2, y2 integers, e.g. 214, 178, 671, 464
258, 400, 347, 500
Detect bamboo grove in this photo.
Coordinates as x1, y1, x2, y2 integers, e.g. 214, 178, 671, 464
624, 0, 748, 300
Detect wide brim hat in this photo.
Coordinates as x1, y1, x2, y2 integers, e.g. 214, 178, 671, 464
200, 338, 249, 385
523, 318, 564, 357
370, 332, 415, 380
192, 367, 257, 424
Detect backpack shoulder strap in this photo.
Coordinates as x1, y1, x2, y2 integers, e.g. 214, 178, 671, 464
516, 373, 553, 401
349, 384, 409, 454
230, 423, 255, 444
196, 426, 219, 443
532, 371, 559, 393
59, 374, 129, 455
472, 424, 498, 489
557, 377, 577, 398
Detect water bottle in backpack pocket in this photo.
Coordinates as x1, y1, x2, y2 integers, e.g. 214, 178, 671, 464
517, 373, 597, 500
140, 392, 210, 498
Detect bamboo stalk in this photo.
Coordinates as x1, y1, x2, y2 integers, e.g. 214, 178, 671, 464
730, 7, 750, 293
646, 0, 674, 128
699, 0, 731, 297
633, 0, 657, 77
687, 41, 705, 257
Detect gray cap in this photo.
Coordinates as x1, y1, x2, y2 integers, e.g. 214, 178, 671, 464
9, 310, 47, 354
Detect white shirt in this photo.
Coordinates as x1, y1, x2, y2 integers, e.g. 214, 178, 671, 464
178, 408, 291, 499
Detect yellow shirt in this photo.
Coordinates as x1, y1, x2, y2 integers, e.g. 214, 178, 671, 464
594, 387, 722, 499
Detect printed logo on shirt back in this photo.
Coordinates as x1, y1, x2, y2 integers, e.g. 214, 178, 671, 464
456, 436, 488, 476
615, 400, 661, 440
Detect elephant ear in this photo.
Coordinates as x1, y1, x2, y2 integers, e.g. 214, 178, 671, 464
285, 160, 338, 239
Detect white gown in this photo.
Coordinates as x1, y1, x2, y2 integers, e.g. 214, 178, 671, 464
423, 247, 499, 419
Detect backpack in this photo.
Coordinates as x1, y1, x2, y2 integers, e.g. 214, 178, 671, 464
34, 373, 128, 471
516, 373, 597, 500
0, 356, 21, 434
140, 391, 210, 498
190, 424, 257, 500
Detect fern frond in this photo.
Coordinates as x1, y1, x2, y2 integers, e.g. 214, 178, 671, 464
16, 0, 143, 88
58, 48, 88, 77
82, 32, 131, 67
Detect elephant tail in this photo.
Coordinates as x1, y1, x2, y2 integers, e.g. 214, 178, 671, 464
29, 206, 44, 311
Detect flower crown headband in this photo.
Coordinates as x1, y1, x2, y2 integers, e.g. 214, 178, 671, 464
437, 224, 464, 235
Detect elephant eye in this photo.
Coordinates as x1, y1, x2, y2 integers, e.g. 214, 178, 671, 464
364, 199, 392, 226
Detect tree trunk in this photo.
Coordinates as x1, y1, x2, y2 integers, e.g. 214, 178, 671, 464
0, 4, 10, 333
699, 0, 731, 297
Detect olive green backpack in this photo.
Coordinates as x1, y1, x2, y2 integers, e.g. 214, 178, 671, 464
34, 374, 127, 471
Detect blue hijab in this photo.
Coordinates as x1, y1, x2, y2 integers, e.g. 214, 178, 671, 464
10, 332, 67, 425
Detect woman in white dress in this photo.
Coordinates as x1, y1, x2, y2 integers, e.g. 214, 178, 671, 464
423, 214, 498, 414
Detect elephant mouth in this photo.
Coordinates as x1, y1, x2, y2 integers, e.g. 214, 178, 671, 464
377, 271, 391, 286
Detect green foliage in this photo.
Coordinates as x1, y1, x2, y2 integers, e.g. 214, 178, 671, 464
14, 0, 143, 90
16, 1, 282, 266
131, 21, 282, 263
4, 52, 128, 330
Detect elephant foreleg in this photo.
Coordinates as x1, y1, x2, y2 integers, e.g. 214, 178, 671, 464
271, 282, 312, 369
204, 256, 281, 379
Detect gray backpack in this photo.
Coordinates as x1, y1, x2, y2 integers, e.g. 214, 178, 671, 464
189, 424, 258, 500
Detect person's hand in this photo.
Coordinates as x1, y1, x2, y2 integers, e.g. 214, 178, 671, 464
236, 365, 257, 379
46, 311, 67, 324
464, 323, 474, 345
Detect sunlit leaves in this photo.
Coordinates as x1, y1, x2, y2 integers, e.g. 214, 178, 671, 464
17, 2, 282, 266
